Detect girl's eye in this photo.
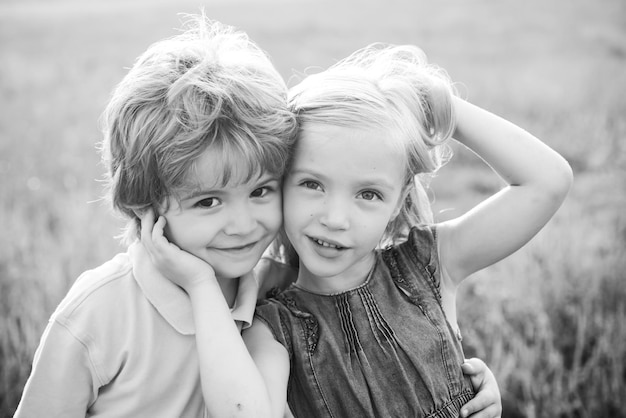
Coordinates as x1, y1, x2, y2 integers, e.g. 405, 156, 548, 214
251, 186, 272, 198
358, 190, 382, 201
196, 197, 220, 208
301, 180, 322, 191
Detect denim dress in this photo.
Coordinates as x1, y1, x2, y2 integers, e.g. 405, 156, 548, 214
255, 225, 474, 418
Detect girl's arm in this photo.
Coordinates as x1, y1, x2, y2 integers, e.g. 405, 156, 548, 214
141, 212, 274, 417
438, 98, 573, 285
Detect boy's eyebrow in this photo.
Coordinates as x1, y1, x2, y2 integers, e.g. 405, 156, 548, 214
179, 174, 281, 200
179, 187, 225, 201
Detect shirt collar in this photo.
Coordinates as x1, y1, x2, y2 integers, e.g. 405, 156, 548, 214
129, 242, 258, 335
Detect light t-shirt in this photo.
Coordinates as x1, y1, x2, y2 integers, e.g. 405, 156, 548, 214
14, 242, 258, 418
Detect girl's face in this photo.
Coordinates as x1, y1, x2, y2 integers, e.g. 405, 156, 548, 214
283, 123, 406, 293
161, 148, 282, 282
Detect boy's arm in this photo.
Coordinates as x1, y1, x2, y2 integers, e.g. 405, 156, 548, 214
186, 280, 276, 417
242, 319, 290, 417
141, 212, 274, 417
460, 358, 502, 418
438, 97, 573, 284
14, 322, 96, 417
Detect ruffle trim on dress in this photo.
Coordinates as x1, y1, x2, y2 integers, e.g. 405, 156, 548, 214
425, 390, 475, 418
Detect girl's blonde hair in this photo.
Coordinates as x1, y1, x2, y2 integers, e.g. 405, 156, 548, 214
288, 43, 456, 247
100, 15, 297, 244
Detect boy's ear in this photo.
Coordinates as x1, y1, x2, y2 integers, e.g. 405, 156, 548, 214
132, 206, 159, 220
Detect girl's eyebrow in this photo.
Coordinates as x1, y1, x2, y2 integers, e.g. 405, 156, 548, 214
356, 179, 396, 191
288, 167, 315, 176
290, 167, 397, 192
288, 167, 326, 181
350, 178, 398, 195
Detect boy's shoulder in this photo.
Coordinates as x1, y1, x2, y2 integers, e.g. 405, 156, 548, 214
52, 251, 136, 324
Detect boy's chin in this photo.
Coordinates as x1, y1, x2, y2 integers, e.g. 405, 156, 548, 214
213, 264, 255, 281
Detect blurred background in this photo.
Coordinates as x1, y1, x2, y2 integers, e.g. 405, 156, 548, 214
1, 0, 624, 416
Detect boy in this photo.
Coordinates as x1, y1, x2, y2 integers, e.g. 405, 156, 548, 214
14, 15, 297, 417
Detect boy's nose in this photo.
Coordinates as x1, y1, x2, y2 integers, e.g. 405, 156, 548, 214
319, 197, 350, 230
224, 202, 257, 236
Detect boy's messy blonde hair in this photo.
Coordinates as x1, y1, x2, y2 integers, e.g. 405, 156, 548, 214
100, 14, 297, 244
289, 43, 456, 247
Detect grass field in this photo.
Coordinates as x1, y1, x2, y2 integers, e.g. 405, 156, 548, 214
1, 0, 625, 416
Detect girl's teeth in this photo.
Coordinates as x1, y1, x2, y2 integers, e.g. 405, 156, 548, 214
315, 239, 338, 248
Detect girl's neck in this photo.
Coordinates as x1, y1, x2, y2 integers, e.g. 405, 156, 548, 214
295, 252, 377, 295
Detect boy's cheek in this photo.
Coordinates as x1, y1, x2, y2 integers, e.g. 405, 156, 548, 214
265, 196, 284, 231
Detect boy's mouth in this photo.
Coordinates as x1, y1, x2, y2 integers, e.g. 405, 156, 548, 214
214, 240, 258, 253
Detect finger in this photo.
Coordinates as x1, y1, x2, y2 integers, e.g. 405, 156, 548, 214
463, 358, 487, 375
152, 217, 179, 264
462, 358, 487, 390
461, 362, 476, 376
151, 216, 168, 248
461, 390, 490, 417
140, 209, 157, 253
140, 209, 155, 236
461, 391, 502, 418
461, 403, 501, 418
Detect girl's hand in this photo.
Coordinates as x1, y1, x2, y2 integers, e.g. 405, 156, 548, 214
460, 358, 502, 418
140, 210, 216, 292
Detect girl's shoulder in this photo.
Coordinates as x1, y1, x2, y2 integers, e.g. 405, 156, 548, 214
383, 224, 438, 269
255, 287, 320, 357
380, 224, 443, 300
257, 284, 314, 319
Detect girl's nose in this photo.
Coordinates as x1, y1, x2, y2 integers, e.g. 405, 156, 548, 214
319, 197, 350, 230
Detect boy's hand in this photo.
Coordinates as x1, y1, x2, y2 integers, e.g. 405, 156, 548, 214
460, 358, 502, 418
140, 210, 216, 291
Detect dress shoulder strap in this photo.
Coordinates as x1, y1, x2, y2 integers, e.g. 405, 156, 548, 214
381, 224, 443, 303
254, 290, 320, 358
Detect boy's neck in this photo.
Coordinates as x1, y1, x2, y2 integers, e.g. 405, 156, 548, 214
217, 276, 240, 308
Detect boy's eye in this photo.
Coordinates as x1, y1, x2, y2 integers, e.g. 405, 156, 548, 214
358, 190, 382, 201
196, 197, 220, 208
251, 186, 272, 198
301, 180, 322, 191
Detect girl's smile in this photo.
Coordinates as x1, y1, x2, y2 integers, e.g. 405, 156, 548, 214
308, 235, 348, 257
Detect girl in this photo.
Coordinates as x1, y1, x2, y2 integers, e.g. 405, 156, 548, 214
242, 44, 572, 417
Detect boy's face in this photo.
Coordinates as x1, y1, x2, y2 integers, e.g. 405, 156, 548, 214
160, 149, 282, 281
